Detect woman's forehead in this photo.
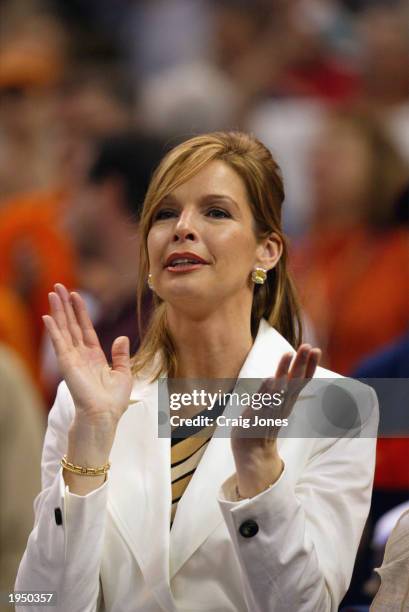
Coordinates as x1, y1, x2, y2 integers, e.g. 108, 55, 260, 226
167, 159, 249, 203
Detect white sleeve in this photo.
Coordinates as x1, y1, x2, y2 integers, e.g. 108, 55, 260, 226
15, 382, 109, 612
218, 391, 378, 612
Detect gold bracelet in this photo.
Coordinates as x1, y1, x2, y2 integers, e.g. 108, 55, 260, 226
61, 455, 111, 477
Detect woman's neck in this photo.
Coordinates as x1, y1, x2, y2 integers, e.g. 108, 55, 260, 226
167, 308, 254, 380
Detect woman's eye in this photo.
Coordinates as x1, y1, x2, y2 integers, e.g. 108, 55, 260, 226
206, 208, 231, 219
154, 209, 177, 221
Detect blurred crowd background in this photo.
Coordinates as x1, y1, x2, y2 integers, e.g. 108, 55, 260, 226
0, 0, 408, 608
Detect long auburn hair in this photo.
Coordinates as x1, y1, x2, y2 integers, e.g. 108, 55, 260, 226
131, 131, 302, 379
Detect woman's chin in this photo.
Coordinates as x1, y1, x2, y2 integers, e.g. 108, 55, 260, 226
164, 286, 210, 305
159, 284, 216, 314
158, 275, 208, 297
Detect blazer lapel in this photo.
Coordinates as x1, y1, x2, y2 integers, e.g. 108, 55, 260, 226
169, 434, 236, 578
169, 320, 295, 578
108, 380, 176, 612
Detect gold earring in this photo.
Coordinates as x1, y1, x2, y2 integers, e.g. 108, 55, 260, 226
148, 273, 154, 290
251, 267, 267, 285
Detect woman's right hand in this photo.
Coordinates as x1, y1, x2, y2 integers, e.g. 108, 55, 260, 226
43, 282, 133, 493
43, 283, 133, 433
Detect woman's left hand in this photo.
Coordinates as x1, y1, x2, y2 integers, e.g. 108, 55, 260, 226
231, 343, 321, 498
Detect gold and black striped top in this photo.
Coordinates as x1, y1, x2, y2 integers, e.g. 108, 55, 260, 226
170, 399, 228, 526
170, 425, 214, 524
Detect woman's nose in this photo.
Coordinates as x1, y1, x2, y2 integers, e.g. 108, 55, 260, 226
173, 210, 198, 242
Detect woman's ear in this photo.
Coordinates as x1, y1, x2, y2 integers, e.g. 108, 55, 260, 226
255, 232, 283, 271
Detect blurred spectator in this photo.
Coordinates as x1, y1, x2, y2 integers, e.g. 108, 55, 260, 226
292, 109, 409, 373
127, 0, 211, 80
211, 0, 282, 103
137, 1, 289, 136
0, 345, 44, 607
370, 506, 409, 610
359, 4, 409, 110
342, 333, 409, 606
292, 130, 405, 601
41, 133, 163, 398
364, 500, 409, 600
54, 65, 134, 184
0, 2, 73, 390
0, 191, 78, 368
64, 131, 164, 320
0, 7, 66, 200
0, 59, 134, 397
139, 62, 241, 136
357, 4, 409, 162
275, 1, 361, 102
248, 99, 324, 235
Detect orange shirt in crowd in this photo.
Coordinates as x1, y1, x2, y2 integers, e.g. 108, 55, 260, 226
292, 226, 409, 491
291, 226, 409, 374
0, 190, 77, 389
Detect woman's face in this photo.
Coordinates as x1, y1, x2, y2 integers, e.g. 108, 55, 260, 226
147, 160, 279, 316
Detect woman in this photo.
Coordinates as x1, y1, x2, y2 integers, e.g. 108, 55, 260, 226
292, 109, 409, 374
16, 132, 377, 611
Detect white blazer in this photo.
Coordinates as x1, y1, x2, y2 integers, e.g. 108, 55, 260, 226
16, 320, 378, 612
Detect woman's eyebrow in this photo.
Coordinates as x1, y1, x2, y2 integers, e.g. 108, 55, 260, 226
160, 193, 240, 209
200, 194, 239, 209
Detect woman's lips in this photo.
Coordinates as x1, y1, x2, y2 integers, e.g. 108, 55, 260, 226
166, 262, 207, 272
165, 252, 208, 266
164, 253, 210, 272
